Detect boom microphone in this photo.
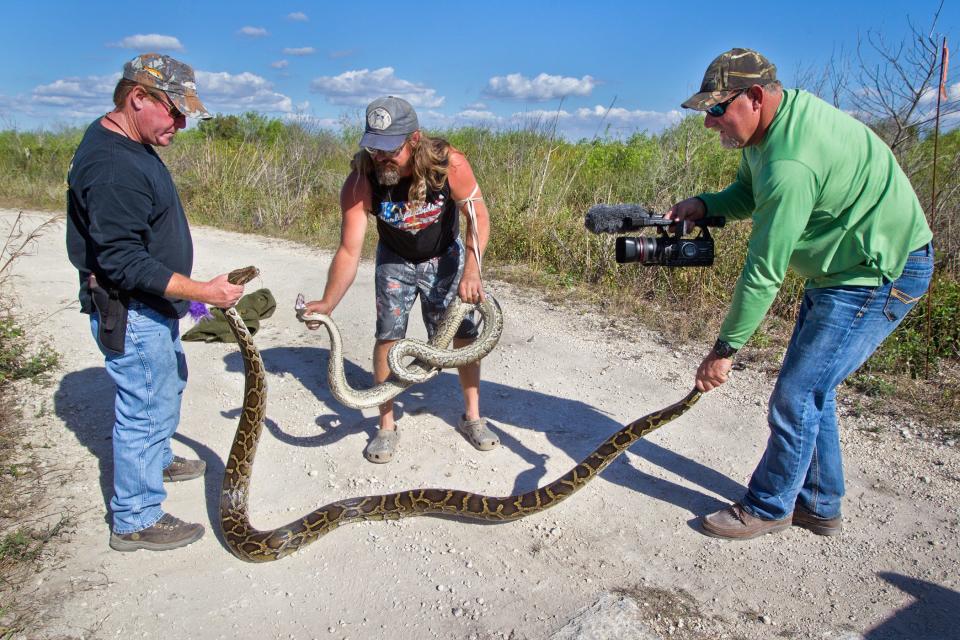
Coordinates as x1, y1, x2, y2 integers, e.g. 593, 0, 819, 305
585, 203, 726, 234
584, 204, 662, 234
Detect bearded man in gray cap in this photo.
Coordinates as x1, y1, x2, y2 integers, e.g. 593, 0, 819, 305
665, 48, 933, 540
301, 96, 497, 464
66, 53, 245, 552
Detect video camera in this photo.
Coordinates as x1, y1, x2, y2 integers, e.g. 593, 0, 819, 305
584, 204, 725, 267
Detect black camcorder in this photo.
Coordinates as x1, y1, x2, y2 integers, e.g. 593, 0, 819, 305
584, 203, 725, 267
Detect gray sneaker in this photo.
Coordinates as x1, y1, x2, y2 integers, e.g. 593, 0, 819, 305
162, 455, 206, 482
109, 513, 204, 552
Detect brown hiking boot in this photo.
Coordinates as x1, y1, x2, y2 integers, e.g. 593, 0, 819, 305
792, 504, 842, 536
109, 513, 204, 552
699, 503, 792, 540
162, 455, 206, 482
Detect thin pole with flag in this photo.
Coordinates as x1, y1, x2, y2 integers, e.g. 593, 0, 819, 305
925, 37, 948, 378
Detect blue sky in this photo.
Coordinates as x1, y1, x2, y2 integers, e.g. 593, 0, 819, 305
1, 1, 956, 139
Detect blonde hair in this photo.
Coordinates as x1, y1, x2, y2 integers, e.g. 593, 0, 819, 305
351, 132, 452, 206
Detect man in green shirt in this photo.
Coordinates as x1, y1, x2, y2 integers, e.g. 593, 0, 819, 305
666, 48, 933, 540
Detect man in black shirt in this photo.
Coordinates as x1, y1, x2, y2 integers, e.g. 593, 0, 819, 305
66, 53, 245, 552
301, 96, 497, 464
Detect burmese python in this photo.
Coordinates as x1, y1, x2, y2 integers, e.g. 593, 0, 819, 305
296, 294, 503, 408
218, 266, 702, 563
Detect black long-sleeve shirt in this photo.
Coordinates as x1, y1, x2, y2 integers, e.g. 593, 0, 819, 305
66, 119, 193, 318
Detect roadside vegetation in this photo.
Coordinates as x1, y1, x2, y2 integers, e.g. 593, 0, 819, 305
0, 213, 65, 638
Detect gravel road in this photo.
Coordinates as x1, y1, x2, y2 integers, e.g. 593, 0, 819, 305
4, 209, 959, 640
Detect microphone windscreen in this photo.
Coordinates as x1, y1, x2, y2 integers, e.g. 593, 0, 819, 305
584, 204, 656, 233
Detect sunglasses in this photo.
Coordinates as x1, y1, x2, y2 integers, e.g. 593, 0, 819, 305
706, 90, 744, 118
150, 91, 184, 120
363, 142, 405, 159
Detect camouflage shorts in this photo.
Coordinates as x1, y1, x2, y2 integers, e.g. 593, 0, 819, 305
374, 239, 478, 341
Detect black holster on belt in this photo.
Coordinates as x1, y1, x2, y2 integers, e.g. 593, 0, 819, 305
89, 274, 129, 356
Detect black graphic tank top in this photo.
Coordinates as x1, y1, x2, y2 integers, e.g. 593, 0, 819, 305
371, 175, 459, 262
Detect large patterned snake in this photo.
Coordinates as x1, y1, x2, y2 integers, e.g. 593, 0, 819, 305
218, 266, 702, 563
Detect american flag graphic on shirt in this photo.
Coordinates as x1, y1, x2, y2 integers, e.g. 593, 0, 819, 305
376, 194, 446, 234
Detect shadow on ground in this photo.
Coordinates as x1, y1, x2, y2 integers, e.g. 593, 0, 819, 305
864, 573, 960, 639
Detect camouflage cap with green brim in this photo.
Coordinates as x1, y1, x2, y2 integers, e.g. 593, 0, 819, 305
681, 48, 777, 111
123, 53, 212, 119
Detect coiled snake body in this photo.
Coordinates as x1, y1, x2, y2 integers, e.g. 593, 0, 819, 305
299, 295, 504, 409
219, 267, 701, 563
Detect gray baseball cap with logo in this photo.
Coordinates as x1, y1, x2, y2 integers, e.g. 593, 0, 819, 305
360, 96, 419, 151
122, 52, 212, 119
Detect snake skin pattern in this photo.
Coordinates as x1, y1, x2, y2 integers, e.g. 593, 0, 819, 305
218, 266, 702, 563
300, 296, 503, 408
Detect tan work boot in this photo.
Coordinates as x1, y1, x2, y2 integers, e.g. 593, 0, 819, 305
699, 503, 791, 540
109, 513, 204, 552
162, 455, 206, 482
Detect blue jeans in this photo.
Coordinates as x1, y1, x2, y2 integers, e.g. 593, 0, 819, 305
90, 301, 188, 534
743, 243, 934, 521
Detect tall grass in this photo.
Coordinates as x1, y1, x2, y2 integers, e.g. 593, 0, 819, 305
0, 114, 957, 381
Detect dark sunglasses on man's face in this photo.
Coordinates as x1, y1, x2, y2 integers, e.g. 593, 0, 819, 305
706, 90, 744, 118
152, 93, 184, 120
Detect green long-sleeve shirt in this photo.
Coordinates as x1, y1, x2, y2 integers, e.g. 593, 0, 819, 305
698, 89, 932, 349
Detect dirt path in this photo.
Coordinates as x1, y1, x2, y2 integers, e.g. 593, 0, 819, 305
5, 209, 959, 640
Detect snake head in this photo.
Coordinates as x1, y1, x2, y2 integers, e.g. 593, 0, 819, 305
294, 293, 307, 321
228, 266, 259, 286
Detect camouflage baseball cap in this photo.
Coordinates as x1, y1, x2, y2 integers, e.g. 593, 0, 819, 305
681, 48, 777, 111
122, 53, 211, 119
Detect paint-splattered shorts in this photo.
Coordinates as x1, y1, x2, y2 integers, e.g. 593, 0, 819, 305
374, 238, 478, 341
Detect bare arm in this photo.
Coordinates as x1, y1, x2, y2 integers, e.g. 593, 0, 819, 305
448, 150, 490, 303
302, 171, 370, 319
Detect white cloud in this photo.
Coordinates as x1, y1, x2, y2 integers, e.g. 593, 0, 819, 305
30, 73, 120, 119
485, 73, 597, 101
464, 101, 488, 110
506, 105, 683, 138
237, 26, 268, 38
287, 12, 308, 21
573, 105, 683, 129
511, 108, 573, 120
310, 67, 444, 108
271, 60, 289, 69
195, 70, 293, 113
456, 109, 500, 121
282, 47, 315, 56
108, 34, 184, 51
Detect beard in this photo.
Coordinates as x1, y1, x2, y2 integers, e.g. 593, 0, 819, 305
375, 163, 401, 186
719, 132, 744, 149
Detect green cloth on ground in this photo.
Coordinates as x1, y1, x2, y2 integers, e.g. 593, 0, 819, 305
182, 288, 276, 343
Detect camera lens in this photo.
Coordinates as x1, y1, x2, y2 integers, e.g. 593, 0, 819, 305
615, 237, 638, 262
615, 236, 660, 263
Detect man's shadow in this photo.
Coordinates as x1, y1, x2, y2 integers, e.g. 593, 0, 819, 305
54, 367, 235, 548
865, 573, 960, 639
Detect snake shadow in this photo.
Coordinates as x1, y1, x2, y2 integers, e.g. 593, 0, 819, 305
54, 367, 225, 542
234, 345, 745, 517
863, 573, 960, 639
